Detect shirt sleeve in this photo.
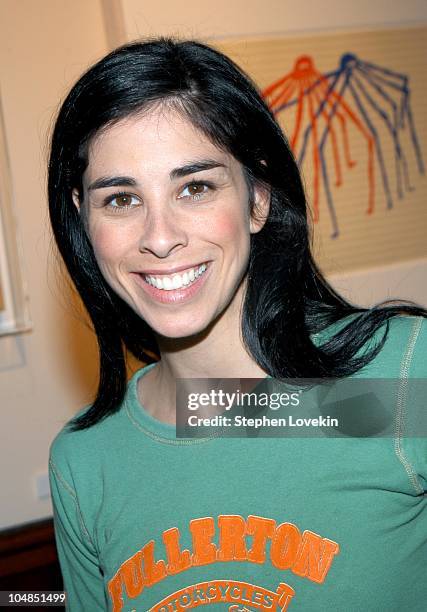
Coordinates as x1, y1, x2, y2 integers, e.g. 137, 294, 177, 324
49, 454, 107, 611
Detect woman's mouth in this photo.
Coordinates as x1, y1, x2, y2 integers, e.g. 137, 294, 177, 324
134, 262, 211, 304
143, 263, 208, 291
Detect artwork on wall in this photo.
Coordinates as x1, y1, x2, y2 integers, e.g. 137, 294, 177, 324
0, 95, 31, 335
215, 26, 427, 273
263, 53, 424, 238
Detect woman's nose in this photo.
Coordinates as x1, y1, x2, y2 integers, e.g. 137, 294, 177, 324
138, 208, 188, 258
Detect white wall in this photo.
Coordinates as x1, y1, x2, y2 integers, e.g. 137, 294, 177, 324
0, 0, 426, 530
0, 0, 108, 529
122, 0, 427, 40
328, 258, 427, 308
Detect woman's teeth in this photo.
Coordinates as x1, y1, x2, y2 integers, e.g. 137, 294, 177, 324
144, 264, 207, 291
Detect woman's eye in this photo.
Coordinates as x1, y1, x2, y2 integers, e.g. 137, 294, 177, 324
179, 182, 211, 200
105, 193, 140, 209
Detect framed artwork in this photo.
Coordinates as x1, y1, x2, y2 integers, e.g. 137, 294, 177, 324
0, 94, 31, 335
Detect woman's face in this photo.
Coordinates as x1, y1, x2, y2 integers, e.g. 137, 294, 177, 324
74, 106, 269, 339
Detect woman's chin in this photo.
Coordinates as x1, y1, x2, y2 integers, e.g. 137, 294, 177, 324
148, 318, 213, 344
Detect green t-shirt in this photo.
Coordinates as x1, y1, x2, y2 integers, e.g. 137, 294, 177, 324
49, 315, 427, 611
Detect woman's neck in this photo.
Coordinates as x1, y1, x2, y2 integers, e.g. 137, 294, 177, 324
137, 289, 268, 424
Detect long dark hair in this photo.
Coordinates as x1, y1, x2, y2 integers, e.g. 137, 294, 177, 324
48, 38, 426, 430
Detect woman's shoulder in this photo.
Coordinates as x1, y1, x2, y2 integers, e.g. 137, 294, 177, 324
320, 313, 426, 378
364, 314, 425, 377
49, 365, 148, 471
49, 403, 116, 478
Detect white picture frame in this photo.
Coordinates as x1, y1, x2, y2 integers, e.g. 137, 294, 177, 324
0, 95, 31, 335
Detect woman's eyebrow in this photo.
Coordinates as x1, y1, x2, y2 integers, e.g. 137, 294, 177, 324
170, 160, 226, 179
87, 176, 137, 191
87, 161, 227, 191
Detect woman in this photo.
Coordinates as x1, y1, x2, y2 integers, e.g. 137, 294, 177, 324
48, 39, 427, 611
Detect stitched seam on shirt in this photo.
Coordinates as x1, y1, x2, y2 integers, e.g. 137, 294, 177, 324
394, 317, 424, 495
125, 403, 219, 445
49, 458, 96, 546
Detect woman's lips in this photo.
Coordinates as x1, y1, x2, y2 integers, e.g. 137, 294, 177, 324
132, 262, 212, 304
143, 263, 208, 290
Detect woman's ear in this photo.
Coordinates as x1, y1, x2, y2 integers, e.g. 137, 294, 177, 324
72, 188, 81, 213
250, 182, 271, 234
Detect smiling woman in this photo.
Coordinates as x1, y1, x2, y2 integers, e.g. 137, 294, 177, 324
47, 39, 427, 611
